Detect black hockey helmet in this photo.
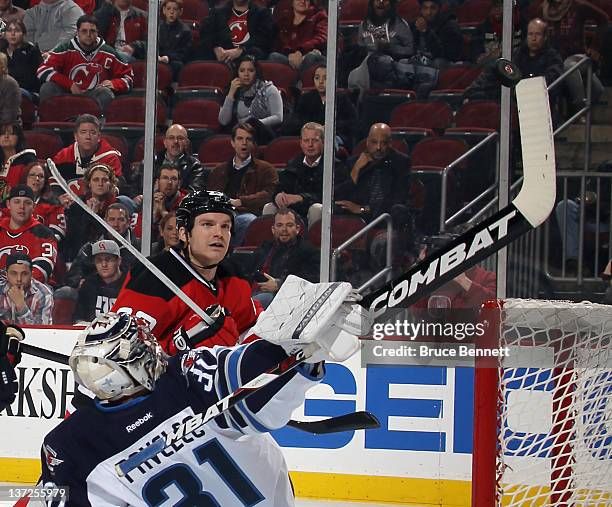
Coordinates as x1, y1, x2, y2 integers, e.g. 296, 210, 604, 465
176, 190, 236, 232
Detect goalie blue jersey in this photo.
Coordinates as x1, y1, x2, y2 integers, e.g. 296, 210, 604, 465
38, 341, 323, 507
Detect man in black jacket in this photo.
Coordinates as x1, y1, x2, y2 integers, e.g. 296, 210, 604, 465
198, 0, 275, 61
131, 124, 207, 197
412, 0, 463, 67
263, 122, 324, 228
250, 208, 320, 308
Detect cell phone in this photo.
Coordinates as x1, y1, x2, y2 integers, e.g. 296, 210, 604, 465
254, 270, 268, 283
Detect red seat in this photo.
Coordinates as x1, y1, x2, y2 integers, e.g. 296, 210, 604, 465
21, 95, 37, 129
258, 62, 298, 100
389, 100, 454, 136
34, 95, 101, 131
308, 216, 368, 250
180, 0, 209, 23
455, 0, 492, 30
396, 0, 420, 21
352, 137, 409, 157
410, 137, 469, 171
197, 134, 234, 167
131, 61, 173, 91
105, 96, 167, 129
300, 65, 317, 91
133, 134, 165, 163
429, 66, 482, 107
24, 130, 64, 160
239, 215, 275, 249
177, 61, 232, 97
172, 98, 221, 132
52, 296, 76, 325
261, 136, 301, 168
102, 133, 129, 161
446, 100, 500, 134
339, 0, 368, 26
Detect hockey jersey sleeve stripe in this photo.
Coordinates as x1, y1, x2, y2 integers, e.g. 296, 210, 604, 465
217, 347, 250, 432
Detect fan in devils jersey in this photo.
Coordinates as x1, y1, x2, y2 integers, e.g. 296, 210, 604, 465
112, 190, 262, 356
36, 279, 366, 506
36, 14, 133, 111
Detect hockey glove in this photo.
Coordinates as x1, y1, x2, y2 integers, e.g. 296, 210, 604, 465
252, 276, 373, 363
172, 304, 228, 352
0, 322, 25, 410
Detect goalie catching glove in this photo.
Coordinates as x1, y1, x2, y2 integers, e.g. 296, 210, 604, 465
252, 276, 372, 363
0, 322, 25, 411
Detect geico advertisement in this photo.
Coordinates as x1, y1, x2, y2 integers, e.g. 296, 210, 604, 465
1, 328, 474, 481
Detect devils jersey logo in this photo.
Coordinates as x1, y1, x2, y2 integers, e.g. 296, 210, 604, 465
228, 10, 250, 46
69, 63, 102, 90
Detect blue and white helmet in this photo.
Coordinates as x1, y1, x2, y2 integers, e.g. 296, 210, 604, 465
69, 313, 167, 401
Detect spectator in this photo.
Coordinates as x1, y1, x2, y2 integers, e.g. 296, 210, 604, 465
540, 0, 608, 109
264, 122, 324, 227
282, 64, 357, 150
0, 53, 20, 125
218, 55, 283, 145
199, 0, 276, 62
52, 114, 123, 200
23, 0, 84, 53
73, 239, 126, 323
335, 122, 413, 266
64, 201, 140, 287
63, 163, 121, 259
463, 18, 563, 102
207, 122, 278, 246
37, 15, 134, 110
0, 122, 36, 201
0, 20, 43, 100
0, 0, 25, 25
20, 160, 66, 242
158, 0, 192, 80
94, 0, 147, 61
250, 207, 319, 308
0, 252, 53, 324
132, 165, 187, 240
0, 185, 58, 285
269, 0, 327, 71
412, 0, 463, 67
130, 124, 206, 196
151, 210, 179, 255
347, 0, 438, 97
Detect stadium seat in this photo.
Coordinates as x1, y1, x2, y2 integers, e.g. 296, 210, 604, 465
397, 0, 420, 21
259, 62, 298, 101
308, 216, 368, 250
131, 61, 173, 92
411, 137, 469, 170
21, 95, 37, 129
33, 95, 101, 134
339, 0, 368, 26
52, 296, 76, 325
102, 133, 130, 163
261, 136, 301, 168
445, 100, 501, 136
300, 65, 317, 91
132, 134, 165, 163
352, 137, 409, 157
429, 66, 483, 108
23, 130, 64, 160
177, 61, 232, 99
172, 98, 220, 132
358, 90, 415, 138
389, 100, 454, 140
197, 134, 234, 168
230, 214, 275, 268
455, 0, 492, 32
180, 0, 209, 24
104, 96, 167, 139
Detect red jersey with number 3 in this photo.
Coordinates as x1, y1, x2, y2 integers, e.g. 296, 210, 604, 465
112, 249, 262, 355
0, 217, 58, 285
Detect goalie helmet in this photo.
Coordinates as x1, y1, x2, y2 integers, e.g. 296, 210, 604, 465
69, 313, 167, 401
176, 190, 235, 232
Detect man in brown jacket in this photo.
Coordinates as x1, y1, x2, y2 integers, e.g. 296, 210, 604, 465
207, 122, 278, 246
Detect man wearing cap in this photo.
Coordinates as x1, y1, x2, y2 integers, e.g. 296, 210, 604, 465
0, 185, 58, 286
73, 239, 126, 323
0, 252, 53, 324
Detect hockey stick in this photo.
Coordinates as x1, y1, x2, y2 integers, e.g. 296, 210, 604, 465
21, 343, 69, 365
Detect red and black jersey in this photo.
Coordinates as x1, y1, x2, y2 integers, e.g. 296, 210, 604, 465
0, 149, 37, 201
0, 216, 58, 285
37, 36, 133, 94
112, 249, 262, 355
33, 198, 67, 241
52, 139, 122, 195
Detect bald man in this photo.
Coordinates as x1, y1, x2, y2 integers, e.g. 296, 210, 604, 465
133, 124, 207, 202
335, 123, 414, 266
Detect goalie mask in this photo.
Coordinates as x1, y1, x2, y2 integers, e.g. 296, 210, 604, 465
69, 313, 167, 401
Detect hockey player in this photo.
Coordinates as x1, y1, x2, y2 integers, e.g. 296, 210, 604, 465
38, 277, 368, 506
112, 190, 262, 355
0, 321, 24, 413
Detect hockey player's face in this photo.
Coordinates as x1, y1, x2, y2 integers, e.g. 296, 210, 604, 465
75, 122, 100, 154
7, 264, 31, 290
8, 196, 33, 225
77, 22, 99, 48
180, 213, 231, 266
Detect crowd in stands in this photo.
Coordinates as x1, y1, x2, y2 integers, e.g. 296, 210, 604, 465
0, 0, 610, 323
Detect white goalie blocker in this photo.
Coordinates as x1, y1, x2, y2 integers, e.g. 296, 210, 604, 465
252, 276, 373, 363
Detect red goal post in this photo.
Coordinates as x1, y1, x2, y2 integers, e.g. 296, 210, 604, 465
472, 299, 612, 506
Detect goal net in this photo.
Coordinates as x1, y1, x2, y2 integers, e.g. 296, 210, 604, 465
472, 299, 612, 507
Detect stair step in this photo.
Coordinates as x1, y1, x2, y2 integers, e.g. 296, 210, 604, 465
555, 142, 610, 169
559, 124, 612, 143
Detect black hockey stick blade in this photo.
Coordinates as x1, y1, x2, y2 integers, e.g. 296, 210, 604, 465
287, 411, 380, 434
362, 76, 556, 319
22, 343, 69, 365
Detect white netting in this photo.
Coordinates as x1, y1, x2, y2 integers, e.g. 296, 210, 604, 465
495, 299, 612, 506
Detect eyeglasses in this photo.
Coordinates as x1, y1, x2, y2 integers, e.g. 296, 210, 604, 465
27, 174, 45, 180
6, 28, 24, 33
